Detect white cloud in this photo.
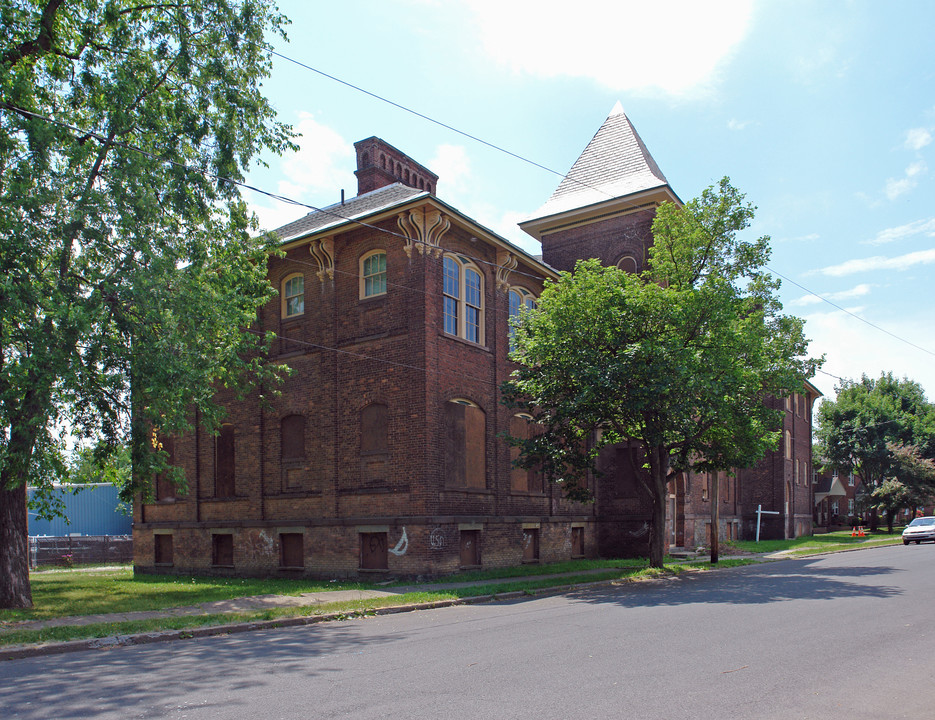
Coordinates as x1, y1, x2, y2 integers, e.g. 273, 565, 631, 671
727, 119, 750, 131
249, 112, 355, 232
865, 218, 935, 245
792, 283, 873, 306
905, 127, 932, 151
465, 0, 754, 96
280, 112, 355, 195
429, 144, 472, 195
817, 248, 935, 277
884, 176, 915, 200
803, 309, 935, 399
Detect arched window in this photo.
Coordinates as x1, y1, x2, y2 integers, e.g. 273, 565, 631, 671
282, 273, 304, 318
508, 287, 537, 340
616, 255, 638, 273
360, 251, 387, 298
444, 399, 485, 488
443, 255, 484, 344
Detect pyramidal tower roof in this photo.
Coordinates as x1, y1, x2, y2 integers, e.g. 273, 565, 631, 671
523, 103, 674, 229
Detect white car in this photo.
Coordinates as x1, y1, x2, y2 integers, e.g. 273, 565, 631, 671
902, 517, 935, 544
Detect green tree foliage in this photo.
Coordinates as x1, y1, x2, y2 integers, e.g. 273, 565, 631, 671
0, 0, 294, 608
503, 179, 821, 568
816, 374, 935, 531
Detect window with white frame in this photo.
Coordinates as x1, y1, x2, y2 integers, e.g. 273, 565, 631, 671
443, 255, 484, 344
282, 273, 304, 318
508, 287, 537, 340
848, 473, 854, 486
360, 251, 387, 298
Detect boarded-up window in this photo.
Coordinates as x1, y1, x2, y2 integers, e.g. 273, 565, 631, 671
280, 533, 304, 568
215, 424, 236, 498
616, 446, 642, 498
155, 436, 177, 501
212, 534, 233, 567
360, 404, 389, 486
281, 415, 306, 490
510, 415, 542, 493
571, 527, 584, 557
522, 528, 539, 562
444, 401, 485, 488
154, 534, 173, 565
360, 532, 388, 570
281, 415, 305, 460
702, 473, 709, 502
460, 529, 480, 566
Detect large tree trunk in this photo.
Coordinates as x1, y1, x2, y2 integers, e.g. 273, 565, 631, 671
710, 472, 720, 564
647, 445, 668, 568
0, 481, 33, 609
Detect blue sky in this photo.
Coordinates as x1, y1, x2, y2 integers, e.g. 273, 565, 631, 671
244, 0, 935, 401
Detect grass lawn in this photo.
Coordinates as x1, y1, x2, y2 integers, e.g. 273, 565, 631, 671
0, 557, 762, 647
726, 527, 905, 556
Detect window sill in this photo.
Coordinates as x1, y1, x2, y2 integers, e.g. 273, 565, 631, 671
440, 331, 490, 352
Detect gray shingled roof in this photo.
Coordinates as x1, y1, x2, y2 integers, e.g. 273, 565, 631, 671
270, 183, 426, 243
528, 103, 669, 221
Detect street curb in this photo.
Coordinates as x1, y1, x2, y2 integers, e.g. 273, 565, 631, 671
1, 584, 592, 662
9, 549, 894, 662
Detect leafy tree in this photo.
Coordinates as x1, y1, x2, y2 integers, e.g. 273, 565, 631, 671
816, 374, 935, 531
0, 0, 294, 608
871, 443, 935, 532
503, 179, 820, 568
68, 443, 131, 486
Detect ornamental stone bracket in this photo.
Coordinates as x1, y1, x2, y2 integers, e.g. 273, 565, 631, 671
496, 250, 518, 292
398, 206, 450, 258
309, 237, 335, 281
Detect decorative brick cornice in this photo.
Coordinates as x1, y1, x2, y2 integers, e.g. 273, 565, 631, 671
309, 237, 334, 281
397, 206, 450, 258
496, 250, 518, 292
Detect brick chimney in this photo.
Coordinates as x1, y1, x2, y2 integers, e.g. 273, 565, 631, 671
353, 137, 439, 196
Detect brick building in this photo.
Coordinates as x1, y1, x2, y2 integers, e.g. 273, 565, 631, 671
134, 105, 818, 577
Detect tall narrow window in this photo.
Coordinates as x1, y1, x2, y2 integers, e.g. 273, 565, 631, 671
281, 415, 306, 490
360, 403, 389, 487
360, 251, 387, 298
282, 274, 304, 318
215, 424, 236, 498
508, 288, 537, 340
443, 256, 460, 336
442, 255, 485, 344
155, 436, 177, 501
510, 414, 541, 493
444, 400, 486, 488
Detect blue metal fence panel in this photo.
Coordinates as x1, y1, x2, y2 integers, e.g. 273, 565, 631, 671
27, 484, 132, 536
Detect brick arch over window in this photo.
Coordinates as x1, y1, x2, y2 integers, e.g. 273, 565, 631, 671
444, 399, 485, 488
616, 254, 639, 273
360, 403, 389, 487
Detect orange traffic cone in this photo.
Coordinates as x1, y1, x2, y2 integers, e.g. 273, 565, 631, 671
852, 526, 857, 537
858, 526, 866, 537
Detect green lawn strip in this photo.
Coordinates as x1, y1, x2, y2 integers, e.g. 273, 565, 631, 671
726, 529, 906, 556
1, 564, 693, 648
0, 570, 369, 623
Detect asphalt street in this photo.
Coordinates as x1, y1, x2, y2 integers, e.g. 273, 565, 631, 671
3, 544, 934, 719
